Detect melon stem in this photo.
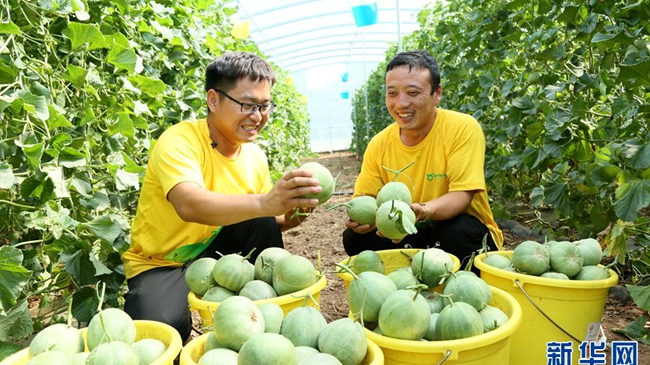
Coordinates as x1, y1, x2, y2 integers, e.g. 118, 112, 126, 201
381, 161, 415, 187
334, 262, 358, 280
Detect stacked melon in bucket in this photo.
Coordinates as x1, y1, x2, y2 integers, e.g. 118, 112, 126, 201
181, 295, 383, 365
475, 238, 619, 365
3, 306, 182, 365
337, 248, 522, 365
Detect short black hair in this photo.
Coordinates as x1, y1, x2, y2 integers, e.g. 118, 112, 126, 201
205, 51, 276, 92
386, 50, 440, 95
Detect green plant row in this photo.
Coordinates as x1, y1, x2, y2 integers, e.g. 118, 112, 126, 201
351, 0, 649, 312
0, 0, 310, 341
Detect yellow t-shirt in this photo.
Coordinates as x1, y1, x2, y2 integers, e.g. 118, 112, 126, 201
354, 108, 503, 248
122, 119, 273, 279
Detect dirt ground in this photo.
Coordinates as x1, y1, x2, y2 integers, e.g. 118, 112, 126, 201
279, 151, 649, 363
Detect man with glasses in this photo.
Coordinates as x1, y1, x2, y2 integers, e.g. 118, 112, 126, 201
121, 51, 322, 342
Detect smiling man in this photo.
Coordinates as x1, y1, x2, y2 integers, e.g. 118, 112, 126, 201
342, 50, 503, 266
122, 51, 322, 342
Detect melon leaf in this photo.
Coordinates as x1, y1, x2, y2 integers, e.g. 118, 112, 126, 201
612, 315, 650, 345
626, 284, 650, 311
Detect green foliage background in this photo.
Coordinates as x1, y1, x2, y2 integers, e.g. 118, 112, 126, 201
0, 0, 310, 339
352, 0, 650, 308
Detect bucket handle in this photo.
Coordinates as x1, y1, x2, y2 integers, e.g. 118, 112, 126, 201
515, 279, 582, 343
434, 350, 452, 364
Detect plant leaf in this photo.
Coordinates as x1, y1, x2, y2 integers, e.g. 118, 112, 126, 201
71, 287, 100, 323
612, 315, 650, 345
626, 284, 650, 311
613, 179, 650, 222
63, 22, 108, 51
0, 301, 33, 341
61, 250, 99, 286
0, 21, 21, 35
0, 162, 14, 189
0, 247, 32, 316
83, 215, 121, 243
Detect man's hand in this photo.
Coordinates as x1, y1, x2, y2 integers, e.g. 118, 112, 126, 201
262, 169, 321, 217
345, 219, 376, 234
282, 206, 314, 230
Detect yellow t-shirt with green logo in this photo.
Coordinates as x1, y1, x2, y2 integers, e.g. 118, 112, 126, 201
122, 119, 272, 279
354, 108, 503, 248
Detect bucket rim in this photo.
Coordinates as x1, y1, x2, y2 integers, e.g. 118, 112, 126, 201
335, 248, 461, 283
474, 251, 619, 289
362, 286, 522, 355
188, 274, 327, 310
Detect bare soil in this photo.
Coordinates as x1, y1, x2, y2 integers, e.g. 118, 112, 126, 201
278, 151, 650, 363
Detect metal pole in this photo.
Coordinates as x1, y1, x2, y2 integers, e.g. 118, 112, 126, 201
363, 28, 369, 143
396, 0, 402, 52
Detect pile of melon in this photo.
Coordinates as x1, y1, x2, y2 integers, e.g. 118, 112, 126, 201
342, 249, 511, 342
25, 308, 169, 365
330, 180, 417, 240
482, 238, 610, 280
195, 296, 368, 365
185, 247, 320, 302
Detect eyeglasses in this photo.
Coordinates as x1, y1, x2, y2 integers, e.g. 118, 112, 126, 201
215, 89, 275, 115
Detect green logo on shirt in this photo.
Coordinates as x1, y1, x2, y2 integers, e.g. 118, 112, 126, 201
426, 173, 446, 181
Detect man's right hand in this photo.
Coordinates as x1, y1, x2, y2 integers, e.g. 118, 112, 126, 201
262, 168, 321, 217
345, 219, 376, 234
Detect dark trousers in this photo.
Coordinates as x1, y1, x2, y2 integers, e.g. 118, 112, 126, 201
342, 213, 498, 271
123, 217, 283, 342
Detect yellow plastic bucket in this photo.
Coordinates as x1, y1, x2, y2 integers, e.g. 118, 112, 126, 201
474, 251, 619, 365
180, 332, 384, 365
188, 274, 327, 327
336, 248, 460, 290
361, 286, 521, 365
0, 320, 183, 365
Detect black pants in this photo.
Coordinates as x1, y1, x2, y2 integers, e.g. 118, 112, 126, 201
123, 217, 283, 342
342, 213, 498, 271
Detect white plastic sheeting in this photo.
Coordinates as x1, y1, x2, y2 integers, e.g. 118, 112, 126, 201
232, 0, 433, 152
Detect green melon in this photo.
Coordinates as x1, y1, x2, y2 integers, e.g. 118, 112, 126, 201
212, 253, 254, 293
573, 238, 603, 266
26, 351, 71, 365
346, 196, 378, 225
86, 341, 139, 365
185, 257, 218, 296
378, 289, 430, 340
28, 323, 84, 358
239, 280, 277, 301
86, 308, 136, 351
237, 333, 297, 365
410, 248, 454, 287
254, 247, 291, 285
347, 271, 397, 323
272, 255, 317, 296
298, 162, 335, 205
549, 240, 583, 277
434, 301, 483, 340
376, 200, 417, 240
376, 182, 412, 206
257, 302, 284, 334
479, 305, 509, 332
280, 306, 327, 348
318, 318, 367, 365
351, 250, 385, 274
213, 296, 265, 352
512, 240, 550, 275
132, 338, 167, 365
199, 348, 238, 365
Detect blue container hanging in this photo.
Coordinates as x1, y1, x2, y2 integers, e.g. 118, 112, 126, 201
341, 71, 349, 82
351, 3, 378, 27
340, 91, 350, 99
